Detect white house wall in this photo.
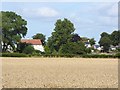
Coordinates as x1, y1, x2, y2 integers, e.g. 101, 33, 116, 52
33, 45, 44, 52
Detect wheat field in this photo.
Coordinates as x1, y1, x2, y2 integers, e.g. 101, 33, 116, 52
1, 57, 118, 88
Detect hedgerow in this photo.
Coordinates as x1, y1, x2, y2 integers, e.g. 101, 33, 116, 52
1, 53, 119, 58
1, 53, 28, 57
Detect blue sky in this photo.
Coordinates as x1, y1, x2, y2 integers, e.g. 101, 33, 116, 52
2, 2, 118, 43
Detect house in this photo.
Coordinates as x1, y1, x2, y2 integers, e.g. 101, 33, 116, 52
84, 40, 92, 48
21, 39, 44, 52
110, 45, 116, 51
94, 45, 102, 51
85, 42, 91, 48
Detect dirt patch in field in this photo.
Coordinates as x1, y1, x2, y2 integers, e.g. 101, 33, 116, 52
2, 57, 118, 88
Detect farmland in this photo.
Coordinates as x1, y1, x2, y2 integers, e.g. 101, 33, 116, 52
1, 57, 118, 88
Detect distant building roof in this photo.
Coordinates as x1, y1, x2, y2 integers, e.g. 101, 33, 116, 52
85, 42, 90, 44
94, 45, 100, 48
21, 39, 42, 45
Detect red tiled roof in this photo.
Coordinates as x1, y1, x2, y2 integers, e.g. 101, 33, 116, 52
21, 39, 42, 45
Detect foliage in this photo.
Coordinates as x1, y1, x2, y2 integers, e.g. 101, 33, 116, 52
99, 30, 120, 52
46, 37, 54, 54
81, 37, 89, 42
71, 33, 81, 42
99, 32, 112, 52
85, 48, 92, 54
23, 45, 35, 54
17, 42, 30, 53
82, 54, 119, 58
32, 33, 46, 45
117, 48, 120, 52
89, 38, 96, 46
1, 11, 27, 52
115, 53, 120, 58
42, 54, 76, 58
47, 18, 75, 52
110, 30, 120, 46
2, 53, 28, 57
28, 53, 119, 58
44, 45, 51, 54
59, 41, 86, 55
101, 32, 110, 37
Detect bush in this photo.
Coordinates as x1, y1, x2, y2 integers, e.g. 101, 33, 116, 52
59, 42, 86, 55
41, 54, 76, 58
23, 45, 35, 54
81, 54, 118, 58
115, 53, 120, 58
17, 42, 31, 53
1, 52, 119, 58
1, 53, 28, 57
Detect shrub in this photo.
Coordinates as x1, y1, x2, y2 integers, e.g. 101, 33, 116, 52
2, 53, 28, 57
115, 53, 120, 58
17, 42, 31, 53
59, 42, 86, 55
23, 45, 35, 54
81, 54, 118, 58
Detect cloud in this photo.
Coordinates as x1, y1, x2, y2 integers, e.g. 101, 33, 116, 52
63, 2, 118, 42
20, 7, 59, 18
96, 16, 118, 27
36, 7, 59, 17
96, 3, 118, 26
107, 4, 118, 17
96, 3, 118, 17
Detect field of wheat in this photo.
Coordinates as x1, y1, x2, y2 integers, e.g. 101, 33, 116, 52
1, 57, 118, 88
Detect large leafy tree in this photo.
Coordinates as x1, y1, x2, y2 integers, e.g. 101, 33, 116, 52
59, 41, 86, 55
17, 42, 30, 53
0, 12, 2, 53
99, 34, 112, 52
110, 30, 120, 46
46, 37, 54, 54
89, 38, 96, 46
101, 32, 110, 37
23, 45, 35, 54
81, 37, 89, 42
71, 33, 81, 42
47, 18, 75, 52
1, 11, 27, 52
32, 33, 46, 45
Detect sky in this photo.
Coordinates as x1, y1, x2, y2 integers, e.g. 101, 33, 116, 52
1, 1, 118, 44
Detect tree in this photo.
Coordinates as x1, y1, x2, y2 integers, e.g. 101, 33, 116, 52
71, 33, 81, 42
16, 42, 30, 53
101, 32, 110, 37
44, 45, 51, 54
81, 37, 89, 42
47, 37, 55, 54
59, 41, 86, 55
0, 12, 2, 53
47, 18, 75, 53
99, 36, 112, 52
32, 33, 46, 45
23, 45, 35, 54
1, 11, 27, 52
89, 38, 96, 46
99, 32, 112, 52
110, 30, 120, 46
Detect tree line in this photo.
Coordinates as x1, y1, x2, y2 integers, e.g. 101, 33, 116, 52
0, 11, 120, 55
99, 31, 120, 52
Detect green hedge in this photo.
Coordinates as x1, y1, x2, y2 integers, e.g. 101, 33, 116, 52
41, 54, 77, 58
1, 53, 28, 57
115, 53, 120, 58
41, 54, 119, 58
81, 54, 117, 58
1, 53, 120, 58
